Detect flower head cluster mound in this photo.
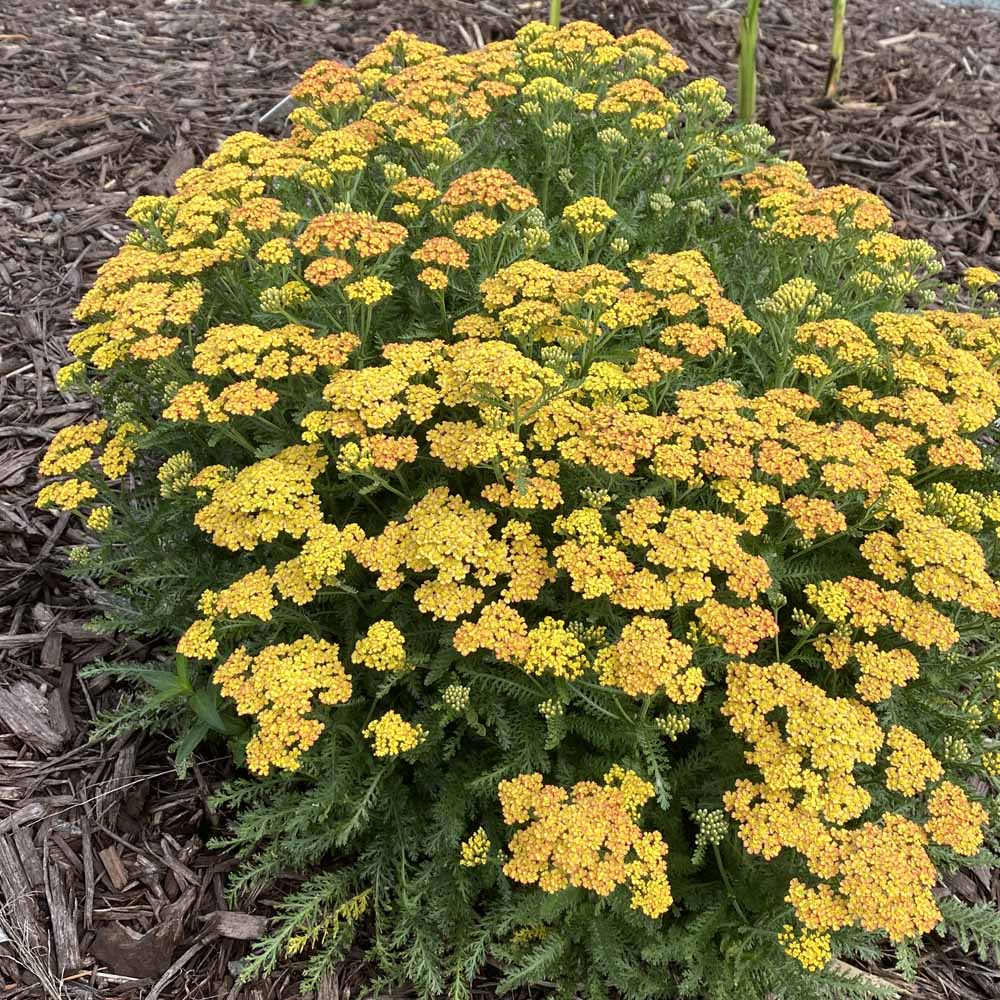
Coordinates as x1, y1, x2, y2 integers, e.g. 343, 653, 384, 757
44, 18, 1000, 1000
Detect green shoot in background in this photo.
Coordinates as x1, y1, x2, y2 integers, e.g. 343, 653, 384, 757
825, 0, 847, 98
737, 0, 761, 121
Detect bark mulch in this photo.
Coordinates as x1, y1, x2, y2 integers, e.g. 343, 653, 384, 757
1, 0, 999, 997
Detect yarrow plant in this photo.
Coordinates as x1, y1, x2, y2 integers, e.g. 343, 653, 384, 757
41, 19, 1000, 1000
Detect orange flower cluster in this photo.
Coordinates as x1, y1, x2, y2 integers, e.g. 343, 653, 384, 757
723, 662, 987, 947
499, 768, 673, 918
727, 163, 892, 243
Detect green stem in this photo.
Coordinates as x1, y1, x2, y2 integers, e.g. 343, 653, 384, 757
548, 0, 561, 28
491, 227, 512, 275
570, 681, 632, 724
783, 628, 819, 665
825, 0, 847, 99
221, 424, 257, 456
365, 471, 410, 502
737, 0, 761, 123
713, 843, 749, 921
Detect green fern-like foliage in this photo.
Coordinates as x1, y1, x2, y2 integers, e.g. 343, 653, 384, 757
936, 897, 1000, 963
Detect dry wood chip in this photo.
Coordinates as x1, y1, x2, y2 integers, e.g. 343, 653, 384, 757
91, 885, 195, 979
94, 739, 138, 829
17, 109, 111, 140
45, 687, 72, 741
146, 143, 196, 196
0, 797, 77, 835
0, 448, 41, 488
44, 845, 82, 974
0, 681, 64, 752
98, 844, 129, 891
12, 825, 44, 887
0, 633, 47, 650
0, 832, 46, 957
56, 138, 128, 167
203, 909, 268, 940
81, 816, 95, 930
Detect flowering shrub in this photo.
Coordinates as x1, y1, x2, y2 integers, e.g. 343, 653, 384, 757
42, 19, 1000, 1000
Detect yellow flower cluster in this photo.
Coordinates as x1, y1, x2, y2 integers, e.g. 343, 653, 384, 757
806, 577, 958, 653
296, 210, 407, 258
39, 420, 107, 476
884, 725, 942, 795
192, 445, 326, 551
101, 421, 143, 478
352, 486, 510, 620
87, 506, 112, 531
783, 496, 846, 541
726, 656, 990, 946
862, 514, 1000, 616
363, 710, 426, 757
562, 196, 616, 237
454, 604, 592, 679
924, 781, 988, 856
37, 477, 98, 511
727, 162, 892, 243
964, 266, 998, 290
724, 661, 884, 834
459, 828, 491, 867
55, 360, 86, 390
498, 769, 672, 918
352, 620, 407, 672
594, 616, 701, 700
214, 637, 352, 775
778, 924, 831, 973
345, 275, 394, 305
193, 324, 358, 380
759, 277, 831, 319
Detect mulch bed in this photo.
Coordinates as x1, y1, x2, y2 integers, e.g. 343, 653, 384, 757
1, 0, 999, 997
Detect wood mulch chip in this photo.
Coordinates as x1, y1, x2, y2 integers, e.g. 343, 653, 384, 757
1, 0, 998, 996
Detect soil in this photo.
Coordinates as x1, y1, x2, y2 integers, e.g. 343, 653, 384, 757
1, 0, 999, 997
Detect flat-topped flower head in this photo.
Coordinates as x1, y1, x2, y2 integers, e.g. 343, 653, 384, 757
563, 196, 616, 238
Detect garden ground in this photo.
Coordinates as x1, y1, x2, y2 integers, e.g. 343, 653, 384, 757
1, 0, 999, 996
